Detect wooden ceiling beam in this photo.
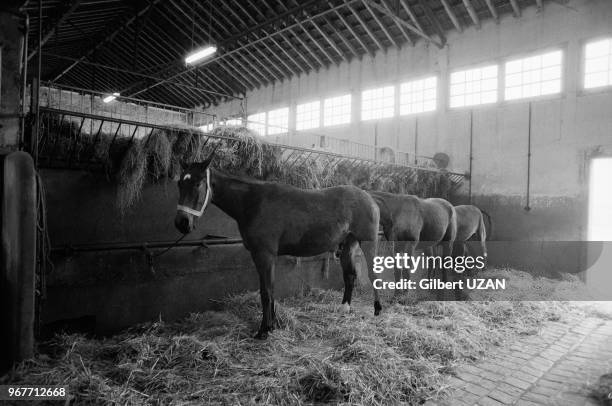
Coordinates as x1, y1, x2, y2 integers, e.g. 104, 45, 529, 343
346, 0, 385, 51
364, 0, 442, 47
462, 0, 481, 29
304, 11, 348, 62
329, 3, 374, 57
509, 0, 521, 17
440, 0, 462, 32
277, 31, 319, 71
361, 0, 400, 48
380, 0, 414, 45
322, 14, 360, 58
483, 0, 499, 21
416, 0, 447, 46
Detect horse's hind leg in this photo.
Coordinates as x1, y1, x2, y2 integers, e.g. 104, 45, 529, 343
251, 251, 276, 340
395, 240, 416, 297
361, 237, 382, 316
339, 236, 359, 311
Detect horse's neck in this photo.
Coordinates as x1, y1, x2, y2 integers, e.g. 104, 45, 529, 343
210, 170, 252, 222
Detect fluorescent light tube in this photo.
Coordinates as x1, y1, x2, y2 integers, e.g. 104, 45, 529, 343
185, 45, 217, 64
103, 92, 120, 103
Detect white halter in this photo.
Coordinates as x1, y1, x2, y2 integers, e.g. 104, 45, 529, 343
176, 168, 211, 217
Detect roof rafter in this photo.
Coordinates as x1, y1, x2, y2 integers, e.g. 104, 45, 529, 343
28, 0, 82, 61
363, 0, 443, 47
440, 0, 463, 32
483, 0, 499, 21
52, 0, 164, 82
462, 0, 481, 29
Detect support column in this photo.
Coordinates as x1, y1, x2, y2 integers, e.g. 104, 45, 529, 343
0, 3, 24, 151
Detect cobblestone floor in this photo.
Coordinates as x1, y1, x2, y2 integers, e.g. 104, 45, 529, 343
428, 314, 612, 406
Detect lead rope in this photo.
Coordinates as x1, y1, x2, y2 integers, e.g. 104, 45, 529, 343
146, 234, 186, 274
152, 234, 187, 258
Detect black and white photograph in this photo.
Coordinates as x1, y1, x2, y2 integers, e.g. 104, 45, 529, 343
1, 0, 612, 404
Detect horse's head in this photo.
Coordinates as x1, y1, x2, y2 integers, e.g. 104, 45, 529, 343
174, 148, 217, 234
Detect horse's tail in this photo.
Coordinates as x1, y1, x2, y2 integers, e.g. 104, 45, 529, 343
480, 209, 493, 240
478, 209, 491, 258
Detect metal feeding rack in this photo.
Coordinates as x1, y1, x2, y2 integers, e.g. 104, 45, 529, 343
30, 84, 466, 190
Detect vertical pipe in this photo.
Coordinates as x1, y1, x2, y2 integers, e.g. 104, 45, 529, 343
468, 110, 474, 204
414, 117, 418, 165
33, 0, 42, 166
20, 14, 29, 150
525, 102, 532, 211
0, 44, 3, 110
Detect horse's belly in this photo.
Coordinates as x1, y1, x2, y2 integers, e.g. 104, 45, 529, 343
278, 224, 347, 257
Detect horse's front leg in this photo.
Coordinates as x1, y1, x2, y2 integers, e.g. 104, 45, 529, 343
251, 251, 276, 340
395, 240, 416, 297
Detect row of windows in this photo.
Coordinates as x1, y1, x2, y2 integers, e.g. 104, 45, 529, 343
202, 37, 612, 136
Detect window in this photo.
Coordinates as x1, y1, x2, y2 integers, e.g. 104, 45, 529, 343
505, 50, 562, 100
198, 123, 213, 132
296, 101, 320, 130
226, 118, 242, 126
361, 86, 395, 120
584, 38, 612, 89
450, 65, 498, 108
247, 112, 266, 136
323, 94, 351, 126
399, 77, 437, 115
267, 107, 289, 135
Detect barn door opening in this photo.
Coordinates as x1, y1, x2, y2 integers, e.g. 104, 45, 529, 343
586, 157, 612, 301
588, 158, 612, 240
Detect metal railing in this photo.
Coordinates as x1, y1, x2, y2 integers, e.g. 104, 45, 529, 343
31, 84, 466, 190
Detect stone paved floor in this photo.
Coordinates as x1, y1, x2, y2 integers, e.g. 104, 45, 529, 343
427, 314, 612, 406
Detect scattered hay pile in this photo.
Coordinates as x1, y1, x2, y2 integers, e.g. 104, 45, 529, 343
2, 268, 593, 405
37, 119, 452, 213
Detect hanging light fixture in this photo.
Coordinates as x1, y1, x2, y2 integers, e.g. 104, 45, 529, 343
185, 45, 217, 65
103, 92, 120, 103
184, 0, 216, 65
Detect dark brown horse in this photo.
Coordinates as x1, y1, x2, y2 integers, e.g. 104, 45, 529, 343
369, 191, 457, 295
174, 153, 381, 339
454, 205, 491, 258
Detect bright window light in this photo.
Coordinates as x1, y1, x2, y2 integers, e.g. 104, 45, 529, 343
185, 45, 217, 64
323, 94, 351, 127
584, 38, 612, 89
296, 101, 320, 130
588, 158, 612, 240
362, 86, 395, 121
450, 65, 498, 108
199, 123, 213, 132
267, 107, 289, 135
400, 77, 437, 115
247, 112, 266, 136
226, 118, 242, 126
505, 50, 562, 100
103, 92, 119, 103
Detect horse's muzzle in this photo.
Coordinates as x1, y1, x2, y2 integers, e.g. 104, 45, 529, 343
175, 212, 193, 234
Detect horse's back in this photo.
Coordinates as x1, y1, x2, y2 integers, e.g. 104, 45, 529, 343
249, 183, 378, 255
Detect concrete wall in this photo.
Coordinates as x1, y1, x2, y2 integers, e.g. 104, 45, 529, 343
41, 169, 344, 334
204, 0, 612, 273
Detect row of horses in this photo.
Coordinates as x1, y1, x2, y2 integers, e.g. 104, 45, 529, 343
174, 151, 490, 339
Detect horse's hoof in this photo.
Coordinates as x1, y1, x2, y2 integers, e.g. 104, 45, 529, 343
342, 303, 351, 313
254, 331, 269, 340
374, 301, 382, 316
